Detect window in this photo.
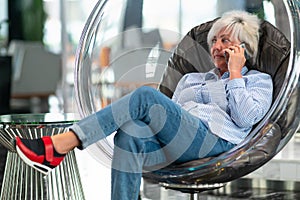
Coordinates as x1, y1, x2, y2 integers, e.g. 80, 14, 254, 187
142, 0, 218, 47
0, 0, 8, 53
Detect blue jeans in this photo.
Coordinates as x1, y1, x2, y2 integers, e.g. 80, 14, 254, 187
71, 86, 235, 200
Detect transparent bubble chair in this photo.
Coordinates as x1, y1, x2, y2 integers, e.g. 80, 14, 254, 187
0, 113, 85, 200
74, 0, 300, 199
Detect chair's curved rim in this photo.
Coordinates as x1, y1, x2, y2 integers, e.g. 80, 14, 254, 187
0, 113, 79, 125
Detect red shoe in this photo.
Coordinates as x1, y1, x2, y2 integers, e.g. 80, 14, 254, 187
15, 136, 66, 175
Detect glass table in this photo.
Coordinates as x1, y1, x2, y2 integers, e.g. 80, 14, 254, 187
0, 113, 85, 200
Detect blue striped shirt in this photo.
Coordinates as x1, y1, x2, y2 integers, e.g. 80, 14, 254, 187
172, 67, 273, 144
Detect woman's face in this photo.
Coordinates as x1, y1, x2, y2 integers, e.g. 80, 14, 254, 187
210, 30, 241, 75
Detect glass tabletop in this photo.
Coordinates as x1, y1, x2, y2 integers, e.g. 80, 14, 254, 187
0, 113, 80, 125
0, 113, 81, 152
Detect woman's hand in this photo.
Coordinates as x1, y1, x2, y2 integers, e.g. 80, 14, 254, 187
224, 44, 246, 80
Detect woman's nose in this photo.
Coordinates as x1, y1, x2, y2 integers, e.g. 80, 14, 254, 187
213, 40, 223, 50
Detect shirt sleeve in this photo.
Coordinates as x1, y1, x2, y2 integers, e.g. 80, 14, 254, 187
172, 75, 188, 103
225, 72, 273, 128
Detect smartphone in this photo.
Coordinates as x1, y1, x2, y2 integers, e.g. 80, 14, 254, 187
240, 42, 250, 60
224, 43, 250, 63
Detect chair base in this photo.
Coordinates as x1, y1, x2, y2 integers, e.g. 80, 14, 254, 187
189, 193, 200, 200
160, 182, 226, 194
159, 182, 226, 200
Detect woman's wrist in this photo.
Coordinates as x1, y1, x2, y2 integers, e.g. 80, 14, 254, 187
229, 70, 242, 80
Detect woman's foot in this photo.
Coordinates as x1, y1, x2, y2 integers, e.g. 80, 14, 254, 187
15, 136, 66, 175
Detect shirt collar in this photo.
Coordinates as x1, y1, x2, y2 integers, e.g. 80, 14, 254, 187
205, 68, 221, 81
221, 66, 249, 79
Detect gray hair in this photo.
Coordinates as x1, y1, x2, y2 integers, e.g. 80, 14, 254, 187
207, 10, 261, 63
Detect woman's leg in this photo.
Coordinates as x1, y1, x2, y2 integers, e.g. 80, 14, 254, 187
72, 86, 234, 161
16, 85, 201, 166
111, 121, 164, 200
51, 131, 80, 154
71, 86, 200, 150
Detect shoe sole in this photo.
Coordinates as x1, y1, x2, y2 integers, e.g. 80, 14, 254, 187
16, 145, 52, 175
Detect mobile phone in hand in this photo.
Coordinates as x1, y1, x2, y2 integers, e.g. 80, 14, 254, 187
240, 42, 250, 60
224, 43, 250, 63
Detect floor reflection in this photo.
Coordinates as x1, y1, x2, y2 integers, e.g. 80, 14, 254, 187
142, 179, 300, 200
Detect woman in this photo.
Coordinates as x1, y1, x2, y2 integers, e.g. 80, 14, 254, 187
15, 10, 273, 200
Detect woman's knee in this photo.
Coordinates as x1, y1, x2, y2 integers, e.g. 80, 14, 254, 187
134, 86, 158, 98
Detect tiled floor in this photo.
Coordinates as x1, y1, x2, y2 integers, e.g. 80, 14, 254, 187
74, 133, 300, 200
75, 149, 111, 200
